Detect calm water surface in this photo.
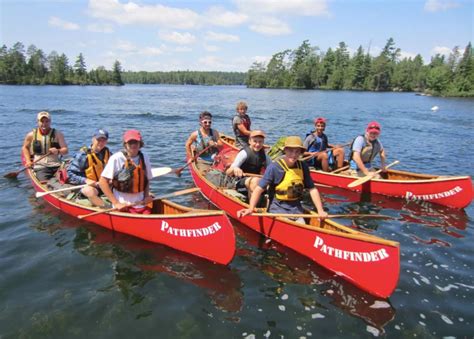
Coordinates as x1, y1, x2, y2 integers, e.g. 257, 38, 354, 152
0, 85, 473, 338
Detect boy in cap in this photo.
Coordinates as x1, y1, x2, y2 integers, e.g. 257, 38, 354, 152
100, 129, 153, 213
21, 111, 68, 181
303, 117, 345, 171
238, 136, 327, 222
67, 129, 111, 207
226, 130, 272, 200
348, 121, 386, 177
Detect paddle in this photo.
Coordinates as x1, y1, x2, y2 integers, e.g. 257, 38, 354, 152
4, 153, 50, 179
77, 187, 201, 219
301, 142, 351, 162
251, 212, 393, 219
35, 167, 172, 198
36, 183, 89, 198
347, 160, 400, 188
174, 145, 213, 177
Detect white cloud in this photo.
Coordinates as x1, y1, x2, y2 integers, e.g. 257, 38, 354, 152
249, 17, 291, 36
205, 6, 248, 27
48, 16, 80, 30
116, 39, 136, 52
87, 23, 114, 33
205, 31, 240, 42
204, 44, 220, 52
174, 46, 193, 52
142, 47, 164, 56
424, 0, 460, 12
235, 0, 329, 16
158, 31, 196, 45
432, 46, 452, 56
88, 0, 200, 29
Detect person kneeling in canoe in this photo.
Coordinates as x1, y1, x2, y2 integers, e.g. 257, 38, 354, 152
237, 136, 328, 222
225, 130, 272, 201
66, 129, 111, 207
348, 121, 386, 178
185, 111, 223, 163
303, 117, 345, 171
99, 130, 153, 214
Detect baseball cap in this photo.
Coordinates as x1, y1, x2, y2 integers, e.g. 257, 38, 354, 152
250, 130, 266, 138
37, 111, 51, 121
123, 129, 142, 142
314, 117, 326, 124
93, 128, 109, 140
366, 121, 381, 134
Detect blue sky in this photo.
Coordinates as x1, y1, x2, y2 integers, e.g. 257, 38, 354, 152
1, 0, 472, 72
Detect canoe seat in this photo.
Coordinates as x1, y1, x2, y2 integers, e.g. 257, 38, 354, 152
223, 189, 247, 202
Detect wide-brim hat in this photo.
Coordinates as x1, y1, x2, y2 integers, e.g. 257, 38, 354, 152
283, 136, 306, 151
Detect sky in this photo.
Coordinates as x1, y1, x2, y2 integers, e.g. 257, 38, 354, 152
0, 0, 472, 72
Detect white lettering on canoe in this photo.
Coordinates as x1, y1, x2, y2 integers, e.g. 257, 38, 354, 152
160, 221, 221, 237
405, 186, 462, 202
313, 236, 389, 262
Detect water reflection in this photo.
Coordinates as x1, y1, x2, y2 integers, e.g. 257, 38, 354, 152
30, 203, 243, 314
234, 222, 396, 332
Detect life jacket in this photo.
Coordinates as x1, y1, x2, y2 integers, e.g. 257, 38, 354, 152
349, 135, 382, 165
232, 114, 251, 147
85, 147, 110, 181
196, 128, 218, 160
240, 146, 267, 175
305, 131, 328, 153
112, 151, 148, 193
31, 128, 60, 155
275, 158, 304, 201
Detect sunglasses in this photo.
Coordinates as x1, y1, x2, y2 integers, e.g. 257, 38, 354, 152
201, 120, 212, 125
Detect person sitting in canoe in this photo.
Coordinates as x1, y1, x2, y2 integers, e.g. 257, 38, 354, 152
225, 130, 272, 200
237, 136, 328, 222
303, 117, 345, 171
348, 121, 386, 178
232, 101, 252, 149
99, 130, 153, 214
21, 111, 68, 181
66, 129, 111, 207
185, 111, 223, 163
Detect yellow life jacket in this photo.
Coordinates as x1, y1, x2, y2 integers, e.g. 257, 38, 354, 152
275, 159, 304, 201
85, 147, 110, 181
30, 128, 59, 155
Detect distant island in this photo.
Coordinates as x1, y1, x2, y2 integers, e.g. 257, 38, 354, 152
0, 39, 472, 97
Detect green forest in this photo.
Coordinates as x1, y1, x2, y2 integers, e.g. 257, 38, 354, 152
1, 39, 472, 97
246, 38, 473, 97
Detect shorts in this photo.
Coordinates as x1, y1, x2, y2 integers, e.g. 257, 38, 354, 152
35, 166, 59, 181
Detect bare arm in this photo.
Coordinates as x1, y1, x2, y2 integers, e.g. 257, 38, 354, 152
55, 130, 68, 156
185, 131, 197, 158
237, 186, 264, 218
380, 148, 387, 170
352, 152, 371, 176
236, 123, 251, 136
22, 132, 33, 167
308, 187, 328, 217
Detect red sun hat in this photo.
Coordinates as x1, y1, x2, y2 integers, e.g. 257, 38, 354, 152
123, 129, 142, 142
366, 121, 381, 134
314, 117, 326, 124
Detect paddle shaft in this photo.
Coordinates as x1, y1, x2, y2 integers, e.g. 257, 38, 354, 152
251, 212, 391, 219
175, 145, 213, 176
36, 183, 89, 198
301, 143, 351, 162
4, 153, 50, 178
77, 187, 201, 219
347, 160, 400, 188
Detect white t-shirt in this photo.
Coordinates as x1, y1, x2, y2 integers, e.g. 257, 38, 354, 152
101, 151, 153, 205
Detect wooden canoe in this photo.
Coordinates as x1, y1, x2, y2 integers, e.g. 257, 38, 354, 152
25, 160, 235, 265
189, 159, 400, 298
219, 134, 473, 209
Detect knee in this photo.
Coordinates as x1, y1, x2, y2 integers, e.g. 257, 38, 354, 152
319, 153, 328, 160
81, 186, 98, 197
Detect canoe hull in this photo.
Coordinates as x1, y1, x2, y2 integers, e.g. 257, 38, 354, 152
190, 162, 400, 298
27, 167, 235, 265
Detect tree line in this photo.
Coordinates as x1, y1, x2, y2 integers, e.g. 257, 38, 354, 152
246, 38, 473, 97
0, 42, 123, 86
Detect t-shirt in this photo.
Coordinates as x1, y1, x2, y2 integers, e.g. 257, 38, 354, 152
101, 151, 153, 205
350, 136, 384, 169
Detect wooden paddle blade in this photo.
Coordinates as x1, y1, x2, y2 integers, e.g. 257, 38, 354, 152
151, 167, 173, 178
153, 187, 200, 200
347, 160, 400, 188
4, 171, 20, 179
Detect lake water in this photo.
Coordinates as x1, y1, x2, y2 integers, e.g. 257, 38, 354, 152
0, 85, 473, 338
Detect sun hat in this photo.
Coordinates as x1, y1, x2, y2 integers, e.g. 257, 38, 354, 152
123, 129, 142, 142
283, 136, 306, 151
93, 129, 109, 140
250, 130, 266, 138
37, 111, 51, 121
314, 117, 326, 124
366, 121, 381, 134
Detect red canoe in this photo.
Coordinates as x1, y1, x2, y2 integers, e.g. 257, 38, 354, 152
189, 160, 400, 298
26, 163, 235, 265
219, 135, 473, 209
